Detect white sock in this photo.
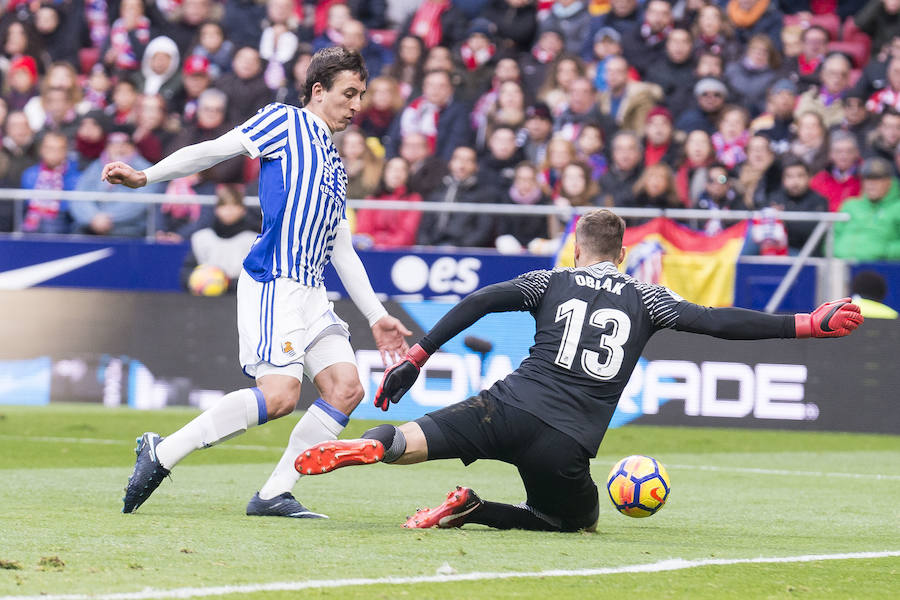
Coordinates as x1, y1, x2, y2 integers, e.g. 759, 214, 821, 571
156, 388, 266, 470
257, 399, 347, 500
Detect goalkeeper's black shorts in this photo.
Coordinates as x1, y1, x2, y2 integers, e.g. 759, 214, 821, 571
416, 390, 599, 531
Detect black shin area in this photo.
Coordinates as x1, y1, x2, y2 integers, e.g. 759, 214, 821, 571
362, 424, 406, 463
467, 501, 561, 532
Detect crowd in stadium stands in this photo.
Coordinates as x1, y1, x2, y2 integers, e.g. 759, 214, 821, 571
0, 0, 900, 261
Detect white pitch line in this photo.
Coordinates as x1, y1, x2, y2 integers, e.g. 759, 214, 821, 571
1, 550, 898, 600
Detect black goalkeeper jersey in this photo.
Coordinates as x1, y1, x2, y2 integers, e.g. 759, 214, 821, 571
418, 260, 795, 456
490, 262, 683, 454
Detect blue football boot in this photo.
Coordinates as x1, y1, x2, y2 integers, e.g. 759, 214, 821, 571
246, 492, 328, 519
122, 432, 170, 513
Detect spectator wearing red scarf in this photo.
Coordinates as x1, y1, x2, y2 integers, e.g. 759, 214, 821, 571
101, 0, 151, 77
20, 131, 80, 234
456, 19, 498, 102
781, 25, 829, 94
520, 28, 564, 98
866, 56, 900, 114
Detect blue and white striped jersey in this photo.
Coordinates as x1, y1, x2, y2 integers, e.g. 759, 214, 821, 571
236, 102, 348, 286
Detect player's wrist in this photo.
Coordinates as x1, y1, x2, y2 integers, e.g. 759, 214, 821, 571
406, 344, 430, 368
367, 308, 389, 328
793, 313, 812, 338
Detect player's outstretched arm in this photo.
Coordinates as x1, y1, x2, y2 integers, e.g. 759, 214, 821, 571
374, 279, 534, 411
672, 297, 863, 339
330, 222, 412, 365
103, 130, 248, 188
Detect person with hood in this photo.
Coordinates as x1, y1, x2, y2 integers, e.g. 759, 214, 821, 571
73, 110, 112, 170
140, 36, 182, 105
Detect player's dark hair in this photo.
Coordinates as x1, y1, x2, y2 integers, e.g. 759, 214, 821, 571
576, 209, 626, 260
302, 47, 368, 106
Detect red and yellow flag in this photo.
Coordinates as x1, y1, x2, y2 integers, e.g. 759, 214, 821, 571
556, 217, 748, 307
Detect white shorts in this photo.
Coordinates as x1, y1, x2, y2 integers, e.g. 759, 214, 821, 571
237, 270, 353, 382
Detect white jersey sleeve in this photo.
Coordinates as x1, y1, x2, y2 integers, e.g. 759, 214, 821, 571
143, 130, 246, 185
236, 103, 291, 159
330, 219, 388, 326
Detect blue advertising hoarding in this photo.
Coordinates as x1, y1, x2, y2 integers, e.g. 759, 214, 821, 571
2, 235, 898, 313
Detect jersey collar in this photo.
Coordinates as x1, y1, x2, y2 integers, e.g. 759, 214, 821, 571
301, 108, 333, 143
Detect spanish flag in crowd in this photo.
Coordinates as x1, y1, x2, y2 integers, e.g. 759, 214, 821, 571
556, 217, 748, 307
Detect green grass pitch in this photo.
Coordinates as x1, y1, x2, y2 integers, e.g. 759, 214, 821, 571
1, 403, 898, 599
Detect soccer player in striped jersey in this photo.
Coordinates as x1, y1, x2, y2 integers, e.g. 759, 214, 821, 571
105, 47, 413, 518
294, 209, 864, 532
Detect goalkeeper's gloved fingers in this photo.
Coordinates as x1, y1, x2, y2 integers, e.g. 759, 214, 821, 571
795, 298, 864, 338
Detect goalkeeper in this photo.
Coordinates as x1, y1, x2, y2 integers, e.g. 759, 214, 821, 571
296, 209, 863, 532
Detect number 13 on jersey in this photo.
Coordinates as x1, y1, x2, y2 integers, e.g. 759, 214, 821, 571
554, 299, 631, 380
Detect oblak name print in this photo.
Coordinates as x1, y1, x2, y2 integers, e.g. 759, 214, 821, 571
573, 273, 625, 295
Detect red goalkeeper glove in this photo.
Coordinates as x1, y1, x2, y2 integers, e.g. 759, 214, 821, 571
795, 297, 864, 338
374, 344, 430, 411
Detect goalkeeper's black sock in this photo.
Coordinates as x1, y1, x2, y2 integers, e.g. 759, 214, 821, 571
362, 424, 406, 463
467, 501, 561, 532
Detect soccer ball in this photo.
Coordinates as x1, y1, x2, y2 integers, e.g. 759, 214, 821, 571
188, 264, 229, 296
606, 455, 671, 518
